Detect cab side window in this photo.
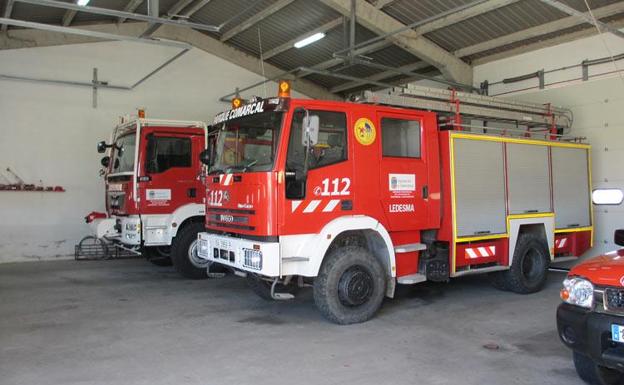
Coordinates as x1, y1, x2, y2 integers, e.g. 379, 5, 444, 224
146, 136, 192, 173
381, 118, 421, 158
286, 109, 347, 172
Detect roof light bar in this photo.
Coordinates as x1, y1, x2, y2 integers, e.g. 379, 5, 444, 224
294, 32, 326, 49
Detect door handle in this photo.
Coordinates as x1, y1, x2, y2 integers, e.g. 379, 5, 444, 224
187, 188, 197, 198
422, 185, 428, 199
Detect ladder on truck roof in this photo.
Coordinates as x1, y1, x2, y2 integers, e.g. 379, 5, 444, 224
356, 84, 574, 138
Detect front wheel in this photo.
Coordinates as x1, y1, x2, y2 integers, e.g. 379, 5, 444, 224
143, 246, 173, 266
313, 246, 386, 325
170, 222, 210, 279
573, 351, 624, 385
503, 233, 550, 294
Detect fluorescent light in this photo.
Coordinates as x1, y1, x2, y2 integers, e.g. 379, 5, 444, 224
77, 0, 90, 6
294, 32, 326, 49
592, 188, 624, 205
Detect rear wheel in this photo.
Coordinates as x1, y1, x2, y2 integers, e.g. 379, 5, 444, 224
170, 222, 210, 279
143, 246, 173, 266
573, 351, 624, 385
504, 233, 550, 294
313, 246, 386, 325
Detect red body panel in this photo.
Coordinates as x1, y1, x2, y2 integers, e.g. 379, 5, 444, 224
570, 248, 624, 287
455, 238, 509, 268
555, 231, 592, 258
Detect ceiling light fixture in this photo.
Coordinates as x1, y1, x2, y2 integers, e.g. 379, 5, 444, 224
294, 32, 326, 49
77, 0, 90, 6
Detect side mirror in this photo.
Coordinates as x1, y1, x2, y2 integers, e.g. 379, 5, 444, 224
97, 141, 107, 153
615, 229, 624, 247
301, 115, 320, 147
199, 149, 211, 166
101, 156, 110, 168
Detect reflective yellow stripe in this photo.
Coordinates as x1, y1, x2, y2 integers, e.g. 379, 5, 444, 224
449, 132, 591, 149
555, 226, 593, 234
455, 234, 508, 243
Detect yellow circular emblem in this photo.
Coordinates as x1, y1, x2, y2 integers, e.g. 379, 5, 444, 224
354, 117, 376, 146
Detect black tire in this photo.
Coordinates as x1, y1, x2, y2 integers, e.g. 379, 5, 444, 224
313, 246, 386, 325
573, 351, 624, 385
143, 246, 173, 266
503, 233, 550, 294
170, 222, 210, 279
247, 275, 300, 301
488, 271, 509, 291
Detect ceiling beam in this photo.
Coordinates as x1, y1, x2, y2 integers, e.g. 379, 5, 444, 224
413, 0, 519, 35
182, 0, 213, 17
220, 0, 294, 42
140, 0, 195, 37
319, 0, 472, 84
262, 17, 342, 60
0, 21, 338, 100
471, 18, 624, 66
15, 0, 219, 32
119, 0, 145, 23
1, 0, 15, 32
61, 1, 78, 27
372, 0, 397, 9
330, 61, 429, 92
538, 0, 624, 39
454, 2, 624, 59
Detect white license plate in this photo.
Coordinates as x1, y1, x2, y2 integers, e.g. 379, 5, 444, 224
611, 324, 624, 343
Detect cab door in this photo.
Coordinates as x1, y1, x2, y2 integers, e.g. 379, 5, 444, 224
139, 130, 203, 214
279, 107, 353, 236
377, 112, 429, 231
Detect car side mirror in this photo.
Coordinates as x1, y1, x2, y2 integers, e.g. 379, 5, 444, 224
199, 149, 211, 166
97, 141, 107, 153
101, 156, 110, 168
615, 229, 624, 247
301, 115, 320, 147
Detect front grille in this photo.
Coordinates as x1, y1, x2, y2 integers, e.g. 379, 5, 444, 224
605, 288, 624, 311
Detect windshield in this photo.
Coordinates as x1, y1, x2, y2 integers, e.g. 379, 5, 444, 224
210, 112, 284, 174
111, 133, 136, 174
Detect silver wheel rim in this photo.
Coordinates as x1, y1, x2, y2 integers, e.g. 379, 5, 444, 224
188, 239, 210, 268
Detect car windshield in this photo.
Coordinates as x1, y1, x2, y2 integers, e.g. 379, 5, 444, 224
111, 133, 136, 174
209, 112, 284, 174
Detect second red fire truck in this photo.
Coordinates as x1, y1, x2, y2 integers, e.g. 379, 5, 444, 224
89, 113, 216, 279
197, 82, 593, 324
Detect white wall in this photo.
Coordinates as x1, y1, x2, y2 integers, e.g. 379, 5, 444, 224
0, 41, 305, 263
473, 30, 624, 257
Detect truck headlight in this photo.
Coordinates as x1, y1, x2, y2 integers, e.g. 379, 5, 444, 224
198, 239, 209, 257
125, 223, 140, 232
561, 277, 594, 309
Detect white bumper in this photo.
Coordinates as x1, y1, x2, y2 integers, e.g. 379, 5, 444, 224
197, 232, 281, 277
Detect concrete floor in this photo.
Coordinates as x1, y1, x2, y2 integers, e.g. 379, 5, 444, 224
0, 259, 585, 385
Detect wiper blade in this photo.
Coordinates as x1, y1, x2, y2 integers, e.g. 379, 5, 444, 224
208, 169, 225, 175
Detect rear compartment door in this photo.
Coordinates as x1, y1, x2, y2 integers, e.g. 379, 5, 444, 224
377, 112, 428, 231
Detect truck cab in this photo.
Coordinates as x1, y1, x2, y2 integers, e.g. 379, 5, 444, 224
557, 229, 624, 385
91, 116, 212, 279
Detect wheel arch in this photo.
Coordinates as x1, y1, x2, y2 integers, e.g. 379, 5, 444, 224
311, 216, 396, 298
508, 216, 555, 265
169, 203, 205, 238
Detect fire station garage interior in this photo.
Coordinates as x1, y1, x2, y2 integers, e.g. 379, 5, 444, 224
2, 0, 624, 384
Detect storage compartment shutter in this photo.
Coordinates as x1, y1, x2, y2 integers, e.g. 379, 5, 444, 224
552, 147, 591, 229
453, 138, 506, 237
507, 143, 551, 214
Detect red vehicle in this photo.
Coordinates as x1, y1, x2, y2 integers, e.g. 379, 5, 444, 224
197, 82, 593, 324
89, 114, 214, 279
557, 229, 624, 385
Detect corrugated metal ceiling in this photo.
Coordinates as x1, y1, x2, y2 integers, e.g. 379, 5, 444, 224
1, 0, 623, 94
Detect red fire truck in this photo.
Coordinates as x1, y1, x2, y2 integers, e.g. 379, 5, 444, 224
89, 114, 214, 279
197, 82, 593, 324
